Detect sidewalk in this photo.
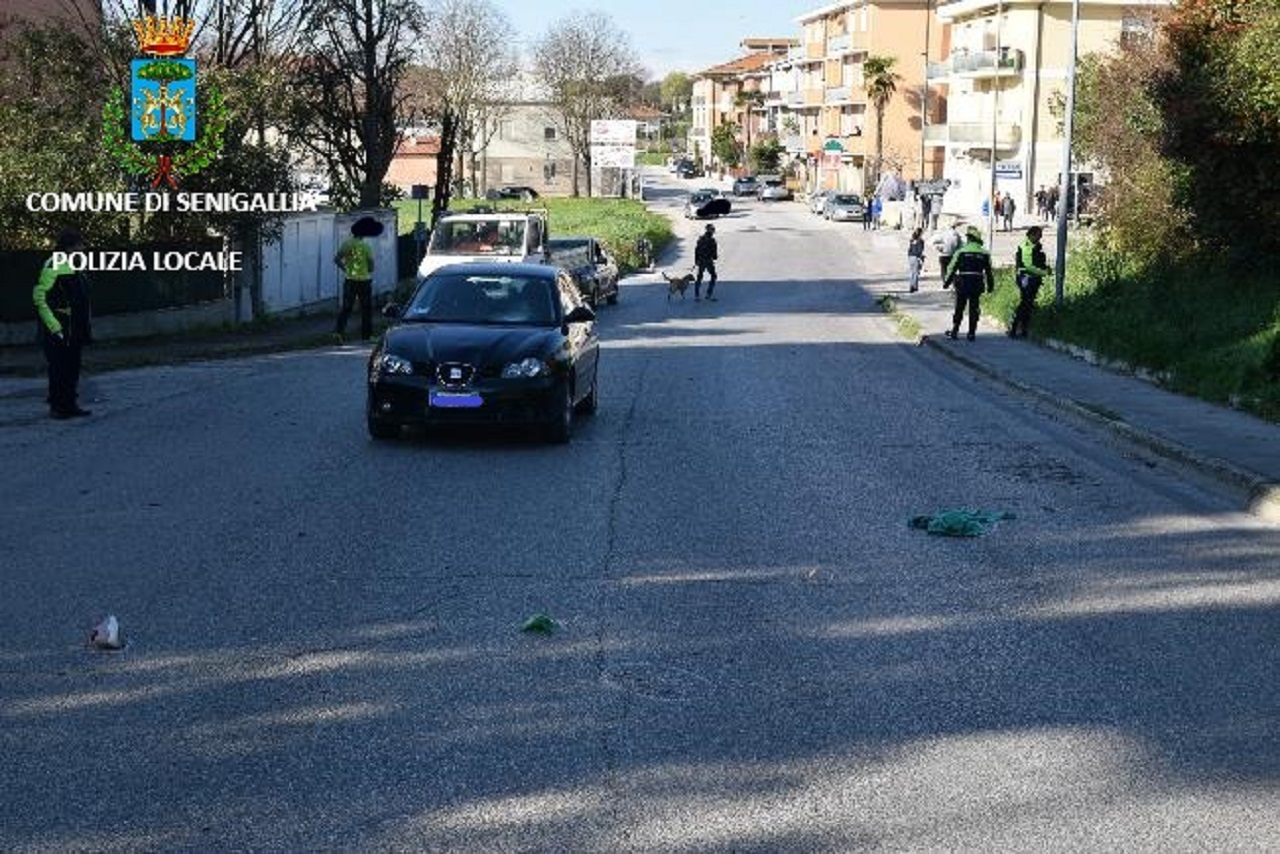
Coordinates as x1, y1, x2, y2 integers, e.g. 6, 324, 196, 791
849, 221, 1280, 522
0, 311, 349, 393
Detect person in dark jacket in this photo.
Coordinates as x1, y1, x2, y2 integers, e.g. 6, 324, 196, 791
1009, 225, 1052, 338
33, 230, 93, 419
694, 223, 718, 301
943, 226, 995, 341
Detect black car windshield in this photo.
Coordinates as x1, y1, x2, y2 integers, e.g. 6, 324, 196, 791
833, 195, 861, 204
404, 273, 557, 325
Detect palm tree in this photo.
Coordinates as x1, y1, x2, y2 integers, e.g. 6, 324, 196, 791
733, 89, 766, 163
862, 55, 902, 190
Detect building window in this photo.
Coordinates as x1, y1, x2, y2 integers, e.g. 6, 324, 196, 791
544, 126, 557, 141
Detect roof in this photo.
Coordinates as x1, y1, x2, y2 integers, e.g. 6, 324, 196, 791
697, 51, 781, 78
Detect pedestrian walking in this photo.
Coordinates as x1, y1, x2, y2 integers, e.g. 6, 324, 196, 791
1009, 225, 1052, 338
942, 225, 995, 341
1001, 192, 1016, 231
1046, 186, 1059, 222
933, 222, 962, 279
694, 223, 718, 301
871, 196, 883, 230
907, 228, 925, 292
1035, 186, 1047, 221
334, 218, 378, 341
862, 199, 874, 231
33, 229, 93, 419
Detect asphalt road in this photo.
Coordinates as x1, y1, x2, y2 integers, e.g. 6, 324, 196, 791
3, 176, 1278, 853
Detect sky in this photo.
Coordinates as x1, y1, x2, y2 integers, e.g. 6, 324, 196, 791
489, 0, 820, 80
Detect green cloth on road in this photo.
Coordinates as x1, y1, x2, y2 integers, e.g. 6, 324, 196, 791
521, 613, 557, 634
908, 509, 1016, 537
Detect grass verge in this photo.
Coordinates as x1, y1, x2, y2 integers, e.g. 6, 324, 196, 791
983, 236, 1280, 422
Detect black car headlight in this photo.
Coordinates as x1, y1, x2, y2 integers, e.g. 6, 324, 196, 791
501, 356, 550, 379
376, 352, 414, 376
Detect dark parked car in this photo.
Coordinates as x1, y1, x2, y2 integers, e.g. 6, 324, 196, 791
676, 159, 701, 179
367, 263, 600, 443
485, 186, 540, 201
732, 175, 760, 196
547, 236, 620, 307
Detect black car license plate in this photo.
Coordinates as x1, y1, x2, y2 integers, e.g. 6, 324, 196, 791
430, 390, 483, 408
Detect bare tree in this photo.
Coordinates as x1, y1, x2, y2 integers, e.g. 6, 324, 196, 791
291, 0, 424, 209
532, 11, 639, 197
416, 0, 516, 223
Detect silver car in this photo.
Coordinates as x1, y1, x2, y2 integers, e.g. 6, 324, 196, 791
758, 179, 792, 202
823, 193, 865, 222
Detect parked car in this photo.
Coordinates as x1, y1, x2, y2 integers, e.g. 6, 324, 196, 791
808, 190, 833, 214
676, 160, 702, 179
732, 175, 760, 196
684, 189, 732, 219
368, 262, 600, 443
758, 178, 792, 201
485, 186, 540, 201
823, 193, 866, 222
546, 236, 619, 307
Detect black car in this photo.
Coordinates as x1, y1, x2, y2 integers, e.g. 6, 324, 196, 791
368, 263, 600, 443
676, 160, 701, 179
485, 186, 540, 201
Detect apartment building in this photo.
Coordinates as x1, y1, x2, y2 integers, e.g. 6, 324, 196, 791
689, 39, 797, 169
930, 0, 1169, 218
776, 0, 946, 195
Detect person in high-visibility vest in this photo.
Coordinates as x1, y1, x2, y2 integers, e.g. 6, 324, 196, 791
1010, 226, 1052, 338
334, 224, 375, 341
32, 230, 93, 419
943, 225, 995, 341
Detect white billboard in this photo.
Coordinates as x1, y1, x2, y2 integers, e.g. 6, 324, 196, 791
590, 145, 636, 169
589, 120, 637, 145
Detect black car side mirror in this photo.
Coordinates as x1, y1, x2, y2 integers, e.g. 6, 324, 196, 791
382, 303, 403, 318
564, 305, 595, 324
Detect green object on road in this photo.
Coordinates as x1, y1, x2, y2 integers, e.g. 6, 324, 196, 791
908, 509, 1016, 537
522, 613, 557, 634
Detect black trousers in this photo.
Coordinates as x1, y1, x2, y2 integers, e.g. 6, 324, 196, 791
1012, 283, 1040, 336
336, 278, 373, 340
951, 283, 982, 335
939, 254, 952, 278
695, 262, 717, 297
43, 334, 82, 413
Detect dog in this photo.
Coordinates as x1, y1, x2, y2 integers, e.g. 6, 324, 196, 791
662, 270, 695, 301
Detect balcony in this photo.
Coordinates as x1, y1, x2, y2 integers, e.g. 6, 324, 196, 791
786, 91, 805, 107
827, 33, 851, 53
925, 61, 950, 81
765, 91, 784, 106
922, 124, 949, 146
942, 121, 1022, 148
825, 85, 853, 103
950, 48, 1025, 78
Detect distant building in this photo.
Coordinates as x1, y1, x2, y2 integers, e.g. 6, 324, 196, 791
931, 0, 1169, 219
689, 38, 797, 172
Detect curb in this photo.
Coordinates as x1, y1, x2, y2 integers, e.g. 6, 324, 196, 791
890, 306, 1280, 524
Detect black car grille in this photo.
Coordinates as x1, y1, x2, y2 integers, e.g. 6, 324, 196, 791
436, 362, 476, 388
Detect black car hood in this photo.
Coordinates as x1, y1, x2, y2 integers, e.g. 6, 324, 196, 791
385, 322, 562, 366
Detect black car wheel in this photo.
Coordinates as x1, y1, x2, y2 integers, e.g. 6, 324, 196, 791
575, 369, 598, 416
368, 416, 399, 440
606, 287, 618, 306
546, 380, 573, 444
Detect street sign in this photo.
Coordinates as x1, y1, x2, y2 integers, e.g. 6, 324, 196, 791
591, 145, 636, 169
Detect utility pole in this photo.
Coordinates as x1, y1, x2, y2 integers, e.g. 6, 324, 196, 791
920, 0, 931, 181
1053, 0, 1082, 307
987, 0, 1003, 247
